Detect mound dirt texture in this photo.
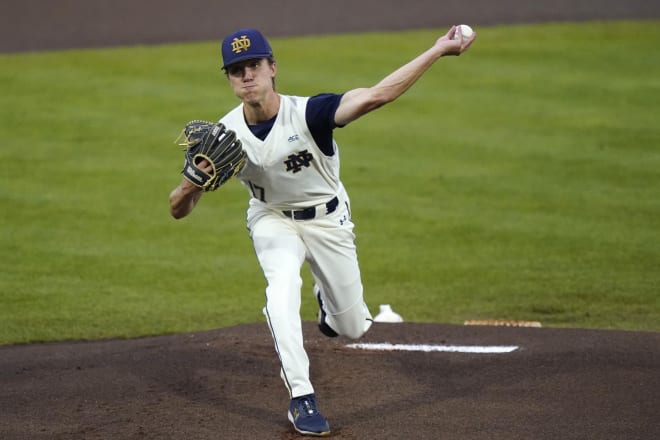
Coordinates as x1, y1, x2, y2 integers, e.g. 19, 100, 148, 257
1, 323, 659, 439
2, 1, 660, 439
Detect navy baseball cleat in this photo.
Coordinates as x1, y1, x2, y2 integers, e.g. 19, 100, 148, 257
288, 393, 330, 437
315, 290, 338, 338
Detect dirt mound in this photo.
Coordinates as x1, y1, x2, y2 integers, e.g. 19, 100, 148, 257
1, 322, 658, 439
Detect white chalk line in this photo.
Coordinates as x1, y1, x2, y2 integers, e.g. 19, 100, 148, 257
345, 342, 519, 354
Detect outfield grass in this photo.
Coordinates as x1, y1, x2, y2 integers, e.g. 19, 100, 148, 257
1, 21, 659, 344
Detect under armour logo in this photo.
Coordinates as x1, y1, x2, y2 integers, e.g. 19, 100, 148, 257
284, 150, 314, 173
231, 36, 251, 53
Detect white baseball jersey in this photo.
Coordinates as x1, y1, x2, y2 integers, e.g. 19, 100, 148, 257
221, 94, 341, 209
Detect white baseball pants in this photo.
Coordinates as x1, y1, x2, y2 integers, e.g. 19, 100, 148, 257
247, 196, 373, 398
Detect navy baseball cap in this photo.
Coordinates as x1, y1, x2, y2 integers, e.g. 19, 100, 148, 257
221, 29, 274, 69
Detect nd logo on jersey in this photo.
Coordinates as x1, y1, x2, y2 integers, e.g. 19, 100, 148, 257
284, 150, 314, 173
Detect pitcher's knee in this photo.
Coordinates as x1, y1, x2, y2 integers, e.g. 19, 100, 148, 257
339, 317, 373, 340
325, 299, 373, 339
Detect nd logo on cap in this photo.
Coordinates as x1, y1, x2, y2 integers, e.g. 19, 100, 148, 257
231, 35, 251, 54
222, 29, 274, 69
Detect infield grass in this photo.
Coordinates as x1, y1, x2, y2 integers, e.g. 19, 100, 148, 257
1, 21, 659, 344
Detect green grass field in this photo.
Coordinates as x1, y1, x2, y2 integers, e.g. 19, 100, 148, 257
1, 21, 659, 345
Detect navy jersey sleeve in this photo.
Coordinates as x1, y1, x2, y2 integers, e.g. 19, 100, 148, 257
305, 93, 343, 156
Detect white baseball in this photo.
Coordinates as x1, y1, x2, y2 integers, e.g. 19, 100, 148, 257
453, 24, 474, 40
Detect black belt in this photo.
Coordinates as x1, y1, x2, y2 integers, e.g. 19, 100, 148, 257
282, 196, 339, 220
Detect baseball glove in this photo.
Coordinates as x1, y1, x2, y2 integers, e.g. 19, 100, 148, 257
176, 120, 246, 191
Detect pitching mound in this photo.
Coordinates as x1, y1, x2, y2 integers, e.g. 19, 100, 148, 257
1, 322, 658, 439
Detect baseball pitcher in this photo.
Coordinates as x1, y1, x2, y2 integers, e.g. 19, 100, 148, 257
169, 26, 476, 437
